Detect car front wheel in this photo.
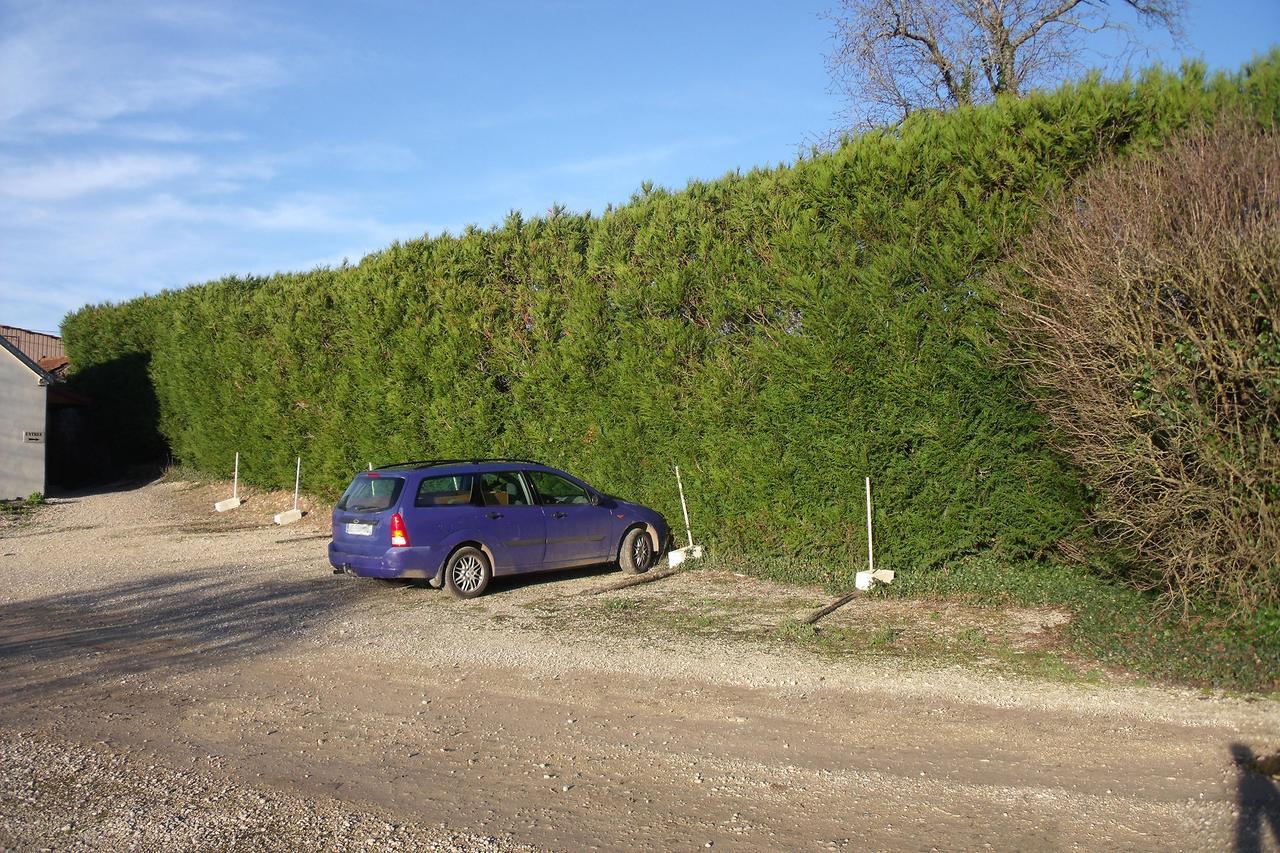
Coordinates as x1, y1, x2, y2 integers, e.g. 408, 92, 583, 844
444, 546, 492, 599
618, 527, 654, 574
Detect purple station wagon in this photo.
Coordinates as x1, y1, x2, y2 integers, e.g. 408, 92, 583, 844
329, 459, 671, 598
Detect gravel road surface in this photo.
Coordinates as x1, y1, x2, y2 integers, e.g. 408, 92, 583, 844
1, 479, 1277, 851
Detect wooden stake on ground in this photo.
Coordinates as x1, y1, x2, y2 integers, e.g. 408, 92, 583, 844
802, 591, 861, 625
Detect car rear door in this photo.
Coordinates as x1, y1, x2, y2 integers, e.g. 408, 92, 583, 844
403, 472, 485, 564
527, 469, 613, 567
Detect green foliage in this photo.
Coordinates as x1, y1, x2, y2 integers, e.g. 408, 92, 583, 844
61, 57, 1280, 593
61, 294, 170, 467
0, 492, 45, 523
774, 618, 819, 641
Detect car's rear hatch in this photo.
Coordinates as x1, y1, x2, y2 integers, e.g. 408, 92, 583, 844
331, 472, 406, 556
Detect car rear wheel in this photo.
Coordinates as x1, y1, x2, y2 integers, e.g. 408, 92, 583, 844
618, 527, 654, 574
444, 546, 492, 599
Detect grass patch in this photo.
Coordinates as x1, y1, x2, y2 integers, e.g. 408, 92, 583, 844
872, 625, 906, 646
161, 462, 209, 484
649, 607, 732, 635
993, 647, 1098, 684
774, 618, 818, 641
889, 553, 1280, 694
773, 620, 1100, 684
513, 557, 1274, 693
0, 492, 46, 529
705, 549, 1278, 693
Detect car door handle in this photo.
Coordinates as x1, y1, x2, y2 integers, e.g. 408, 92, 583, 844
552, 511, 567, 519
486, 512, 503, 520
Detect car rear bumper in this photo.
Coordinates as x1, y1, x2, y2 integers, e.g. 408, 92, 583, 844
328, 542, 441, 581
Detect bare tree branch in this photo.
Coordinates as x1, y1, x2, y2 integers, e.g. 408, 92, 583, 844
1009, 0, 1088, 50
825, 0, 1185, 130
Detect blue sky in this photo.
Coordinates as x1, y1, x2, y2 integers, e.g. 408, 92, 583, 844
1, 0, 1277, 333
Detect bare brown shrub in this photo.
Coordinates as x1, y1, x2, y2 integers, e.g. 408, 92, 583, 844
999, 119, 1280, 614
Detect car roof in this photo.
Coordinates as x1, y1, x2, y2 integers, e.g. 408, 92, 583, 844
371, 459, 554, 476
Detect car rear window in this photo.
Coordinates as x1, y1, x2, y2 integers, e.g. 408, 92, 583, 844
416, 474, 476, 507
337, 474, 405, 512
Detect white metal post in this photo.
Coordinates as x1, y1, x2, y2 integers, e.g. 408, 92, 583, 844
215, 451, 244, 512
293, 457, 301, 511
675, 465, 694, 550
865, 476, 874, 574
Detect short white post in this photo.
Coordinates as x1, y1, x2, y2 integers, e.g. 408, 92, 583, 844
667, 465, 703, 566
675, 465, 694, 550
274, 456, 304, 525
865, 476, 874, 574
214, 452, 243, 512
854, 475, 892, 589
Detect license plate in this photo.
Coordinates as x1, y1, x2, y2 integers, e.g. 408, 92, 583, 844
345, 522, 374, 536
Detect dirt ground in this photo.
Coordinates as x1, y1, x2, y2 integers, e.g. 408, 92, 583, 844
1, 478, 1278, 851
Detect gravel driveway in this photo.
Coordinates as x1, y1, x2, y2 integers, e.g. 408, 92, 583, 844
1, 479, 1277, 851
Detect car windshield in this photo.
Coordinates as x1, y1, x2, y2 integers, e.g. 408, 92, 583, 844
338, 474, 405, 512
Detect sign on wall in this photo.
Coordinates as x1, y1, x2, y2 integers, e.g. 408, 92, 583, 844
22, 431, 43, 443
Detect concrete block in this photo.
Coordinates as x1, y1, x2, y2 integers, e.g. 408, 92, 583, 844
214, 497, 242, 512
856, 569, 896, 590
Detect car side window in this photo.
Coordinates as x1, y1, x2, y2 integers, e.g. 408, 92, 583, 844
480, 472, 531, 507
415, 474, 475, 508
529, 471, 590, 506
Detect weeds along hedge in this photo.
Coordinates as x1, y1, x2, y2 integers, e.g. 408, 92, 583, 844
1000, 119, 1280, 613
62, 58, 1280, 588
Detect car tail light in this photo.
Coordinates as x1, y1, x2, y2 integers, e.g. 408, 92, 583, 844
390, 512, 410, 547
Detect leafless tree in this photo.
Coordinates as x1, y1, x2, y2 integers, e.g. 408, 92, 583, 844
826, 0, 1185, 127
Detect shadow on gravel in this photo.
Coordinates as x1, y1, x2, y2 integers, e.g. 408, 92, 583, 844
1232, 743, 1280, 853
46, 468, 164, 500
0, 568, 355, 706
486, 563, 619, 595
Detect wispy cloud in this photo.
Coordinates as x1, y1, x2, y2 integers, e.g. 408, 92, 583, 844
0, 189, 441, 329
86, 193, 431, 239
471, 134, 749, 210
0, 1, 287, 139
106, 122, 248, 145
0, 154, 203, 200
551, 144, 684, 176
314, 143, 423, 174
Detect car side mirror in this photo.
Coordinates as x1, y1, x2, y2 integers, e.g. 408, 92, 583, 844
589, 492, 602, 506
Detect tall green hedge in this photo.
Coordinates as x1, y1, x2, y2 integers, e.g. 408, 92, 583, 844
63, 57, 1280, 587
